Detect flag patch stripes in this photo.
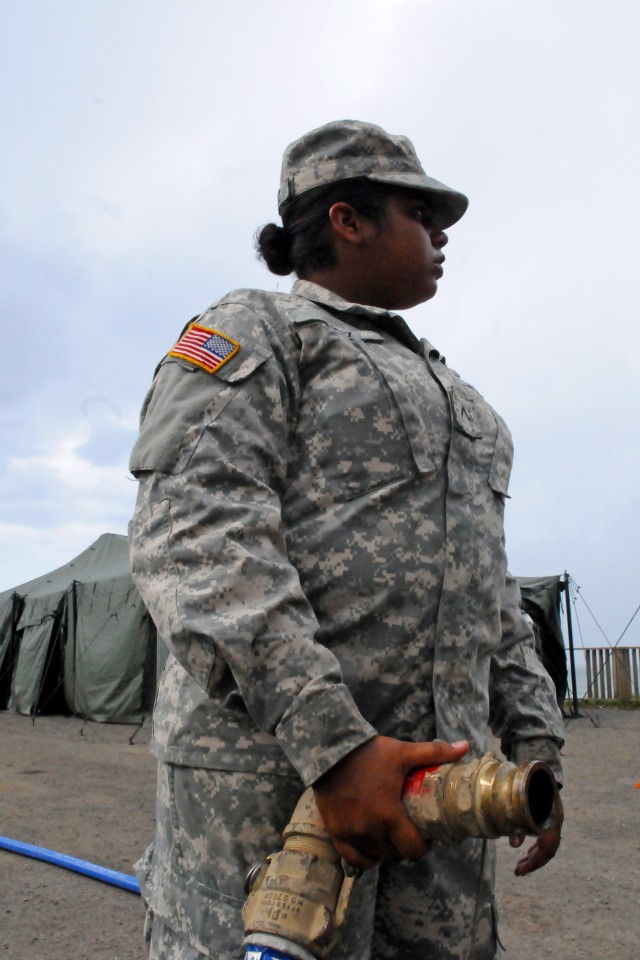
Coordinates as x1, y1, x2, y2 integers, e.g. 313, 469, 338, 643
168, 323, 240, 374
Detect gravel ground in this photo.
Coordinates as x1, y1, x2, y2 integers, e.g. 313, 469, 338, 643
0, 706, 638, 960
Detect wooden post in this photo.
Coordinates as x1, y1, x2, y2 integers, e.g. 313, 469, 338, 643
585, 650, 594, 698
613, 648, 632, 699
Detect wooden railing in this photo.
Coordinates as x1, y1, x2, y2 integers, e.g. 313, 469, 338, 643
583, 646, 640, 700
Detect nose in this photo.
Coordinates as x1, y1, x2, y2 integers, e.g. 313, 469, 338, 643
430, 227, 448, 249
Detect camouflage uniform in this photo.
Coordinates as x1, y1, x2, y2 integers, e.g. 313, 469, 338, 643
129, 278, 564, 959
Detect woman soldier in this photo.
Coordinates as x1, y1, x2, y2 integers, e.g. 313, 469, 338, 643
129, 120, 564, 960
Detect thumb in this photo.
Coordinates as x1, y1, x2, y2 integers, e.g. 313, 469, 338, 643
401, 739, 470, 774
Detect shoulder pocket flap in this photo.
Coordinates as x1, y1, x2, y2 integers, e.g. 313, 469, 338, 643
348, 330, 385, 344
215, 345, 270, 383
162, 343, 269, 383
288, 304, 332, 328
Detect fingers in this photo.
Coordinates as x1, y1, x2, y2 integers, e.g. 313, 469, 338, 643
513, 805, 563, 876
509, 831, 525, 849
312, 735, 465, 870
331, 837, 380, 872
513, 833, 560, 876
402, 738, 470, 772
512, 786, 563, 876
320, 795, 432, 868
388, 819, 433, 863
331, 819, 433, 869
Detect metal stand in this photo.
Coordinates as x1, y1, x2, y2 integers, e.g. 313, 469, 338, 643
562, 572, 582, 717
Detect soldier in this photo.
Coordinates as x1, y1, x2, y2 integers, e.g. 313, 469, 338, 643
129, 120, 565, 960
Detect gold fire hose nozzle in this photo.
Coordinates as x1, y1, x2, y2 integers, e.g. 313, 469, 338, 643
243, 752, 558, 960
243, 787, 354, 960
403, 751, 558, 843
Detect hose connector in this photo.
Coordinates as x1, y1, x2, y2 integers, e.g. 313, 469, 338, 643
242, 788, 356, 960
403, 751, 557, 843
242, 752, 558, 960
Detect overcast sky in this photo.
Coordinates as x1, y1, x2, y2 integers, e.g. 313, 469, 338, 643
1, 0, 638, 658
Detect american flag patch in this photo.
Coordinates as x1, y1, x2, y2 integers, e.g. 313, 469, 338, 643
168, 323, 240, 374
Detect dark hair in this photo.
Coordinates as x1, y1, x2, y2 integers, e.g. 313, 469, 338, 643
255, 177, 397, 277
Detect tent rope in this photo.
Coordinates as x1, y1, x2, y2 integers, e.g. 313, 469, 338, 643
616, 604, 640, 645
128, 718, 147, 744
567, 575, 639, 706
561, 582, 600, 728
569, 577, 611, 646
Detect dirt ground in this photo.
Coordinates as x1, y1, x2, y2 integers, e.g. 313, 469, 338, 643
0, 707, 638, 960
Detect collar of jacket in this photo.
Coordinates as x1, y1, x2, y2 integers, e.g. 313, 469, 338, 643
290, 279, 422, 355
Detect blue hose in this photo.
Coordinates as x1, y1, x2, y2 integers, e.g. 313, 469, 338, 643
244, 947, 297, 960
0, 835, 140, 893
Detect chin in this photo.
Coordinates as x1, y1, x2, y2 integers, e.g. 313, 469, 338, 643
397, 286, 437, 310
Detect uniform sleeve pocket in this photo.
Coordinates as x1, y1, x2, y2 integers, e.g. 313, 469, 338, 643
130, 348, 269, 476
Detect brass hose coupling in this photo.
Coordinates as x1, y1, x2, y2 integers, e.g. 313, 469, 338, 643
243, 787, 357, 960
243, 752, 558, 960
403, 751, 557, 843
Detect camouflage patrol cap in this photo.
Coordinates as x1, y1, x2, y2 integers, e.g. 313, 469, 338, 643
278, 120, 468, 228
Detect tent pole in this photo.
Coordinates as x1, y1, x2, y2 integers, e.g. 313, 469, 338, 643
70, 580, 78, 709
563, 572, 580, 717
10, 592, 19, 667
7, 593, 20, 705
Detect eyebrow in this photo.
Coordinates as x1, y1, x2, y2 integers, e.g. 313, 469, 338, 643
399, 191, 431, 210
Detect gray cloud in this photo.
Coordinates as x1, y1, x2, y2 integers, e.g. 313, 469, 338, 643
1, 0, 638, 651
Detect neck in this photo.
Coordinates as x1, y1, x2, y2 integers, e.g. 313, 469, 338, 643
303, 266, 387, 309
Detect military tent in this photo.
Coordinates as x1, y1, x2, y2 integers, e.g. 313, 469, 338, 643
0, 536, 569, 723
517, 574, 569, 707
0, 534, 157, 723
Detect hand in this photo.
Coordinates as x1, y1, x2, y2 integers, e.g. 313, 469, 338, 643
510, 791, 564, 876
312, 735, 469, 871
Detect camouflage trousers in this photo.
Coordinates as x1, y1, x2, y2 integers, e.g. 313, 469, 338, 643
135, 762, 501, 960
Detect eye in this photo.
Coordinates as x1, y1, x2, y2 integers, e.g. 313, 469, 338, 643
413, 207, 432, 225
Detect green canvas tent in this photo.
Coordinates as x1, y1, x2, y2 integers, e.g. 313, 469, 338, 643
0, 533, 157, 723
0, 536, 568, 723
517, 574, 568, 707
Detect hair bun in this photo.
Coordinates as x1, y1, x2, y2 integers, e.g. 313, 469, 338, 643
255, 223, 294, 276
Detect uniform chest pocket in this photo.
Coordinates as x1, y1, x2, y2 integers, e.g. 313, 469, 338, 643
355, 333, 441, 477
448, 380, 514, 499
488, 414, 513, 498
292, 325, 443, 502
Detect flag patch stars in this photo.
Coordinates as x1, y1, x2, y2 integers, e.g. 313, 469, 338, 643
168, 323, 240, 374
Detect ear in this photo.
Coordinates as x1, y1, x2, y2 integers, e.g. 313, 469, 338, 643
327, 202, 372, 246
